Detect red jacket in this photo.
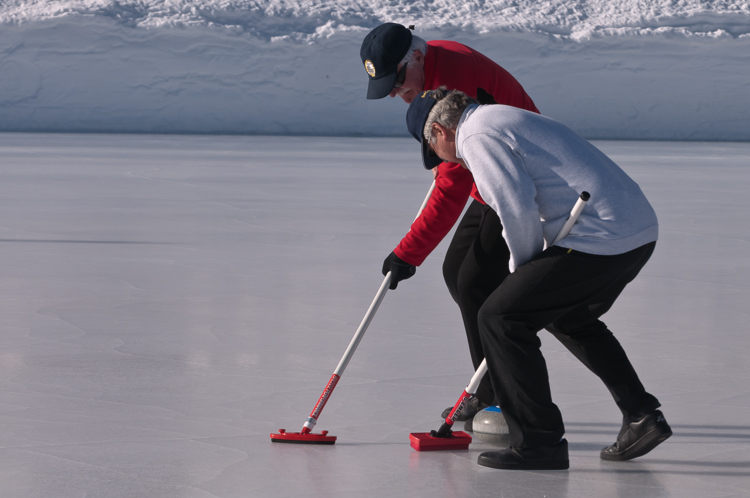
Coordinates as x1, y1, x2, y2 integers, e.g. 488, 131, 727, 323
394, 40, 540, 266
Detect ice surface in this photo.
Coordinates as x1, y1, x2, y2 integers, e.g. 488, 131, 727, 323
0, 133, 748, 497
1, 1, 749, 139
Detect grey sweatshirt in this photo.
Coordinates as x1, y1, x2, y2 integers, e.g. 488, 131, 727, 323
455, 104, 658, 273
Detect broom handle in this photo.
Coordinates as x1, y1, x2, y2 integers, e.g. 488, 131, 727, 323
554, 191, 590, 244
302, 180, 437, 433
469, 192, 590, 395
335, 179, 436, 376
437, 192, 590, 434
469, 191, 590, 392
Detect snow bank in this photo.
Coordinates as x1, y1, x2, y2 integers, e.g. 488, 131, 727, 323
1, 1, 749, 139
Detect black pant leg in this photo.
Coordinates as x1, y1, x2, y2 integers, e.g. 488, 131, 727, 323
443, 201, 483, 305
547, 243, 660, 419
443, 201, 511, 405
478, 243, 658, 448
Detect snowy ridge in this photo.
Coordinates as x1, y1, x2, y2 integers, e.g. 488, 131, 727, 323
1, 1, 749, 139
1, 0, 749, 40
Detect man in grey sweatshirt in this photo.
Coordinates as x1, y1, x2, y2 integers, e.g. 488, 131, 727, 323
406, 88, 672, 470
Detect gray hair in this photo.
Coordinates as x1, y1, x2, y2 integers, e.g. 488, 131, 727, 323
399, 34, 428, 65
423, 87, 478, 145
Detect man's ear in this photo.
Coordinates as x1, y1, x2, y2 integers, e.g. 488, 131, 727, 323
430, 122, 441, 140
431, 122, 448, 138
412, 49, 424, 65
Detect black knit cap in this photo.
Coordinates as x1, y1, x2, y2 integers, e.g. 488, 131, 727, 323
406, 90, 443, 170
360, 23, 412, 100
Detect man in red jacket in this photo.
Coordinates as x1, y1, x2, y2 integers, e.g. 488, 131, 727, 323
360, 23, 540, 420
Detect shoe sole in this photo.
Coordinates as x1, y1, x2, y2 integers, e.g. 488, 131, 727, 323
477, 455, 569, 470
601, 427, 672, 461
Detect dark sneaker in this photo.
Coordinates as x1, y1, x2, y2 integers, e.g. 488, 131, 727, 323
440, 397, 490, 422
601, 410, 672, 461
478, 439, 569, 470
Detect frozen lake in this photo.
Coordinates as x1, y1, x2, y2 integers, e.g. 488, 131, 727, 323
0, 133, 748, 497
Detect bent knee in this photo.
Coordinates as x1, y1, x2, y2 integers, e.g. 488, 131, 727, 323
478, 305, 545, 346
477, 306, 511, 337
548, 319, 611, 338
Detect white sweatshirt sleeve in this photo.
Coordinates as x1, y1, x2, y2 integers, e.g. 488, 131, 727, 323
460, 132, 544, 272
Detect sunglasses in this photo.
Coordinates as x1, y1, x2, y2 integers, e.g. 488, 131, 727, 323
394, 62, 408, 89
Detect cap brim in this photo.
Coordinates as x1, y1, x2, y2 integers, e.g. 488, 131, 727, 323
366, 72, 399, 100
421, 138, 443, 170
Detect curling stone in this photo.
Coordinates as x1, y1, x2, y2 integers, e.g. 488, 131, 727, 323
470, 406, 510, 447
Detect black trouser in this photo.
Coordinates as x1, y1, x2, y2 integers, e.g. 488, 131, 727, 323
443, 201, 510, 405
478, 242, 660, 448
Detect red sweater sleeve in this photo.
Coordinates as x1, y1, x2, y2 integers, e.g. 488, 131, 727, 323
394, 162, 474, 266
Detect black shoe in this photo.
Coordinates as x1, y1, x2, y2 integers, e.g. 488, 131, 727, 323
440, 397, 490, 422
601, 410, 672, 461
478, 439, 569, 470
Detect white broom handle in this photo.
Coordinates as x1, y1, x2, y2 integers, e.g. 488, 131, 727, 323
466, 192, 591, 395
334, 273, 390, 375
417, 180, 437, 218
333, 180, 437, 377
465, 358, 489, 394
553, 191, 590, 244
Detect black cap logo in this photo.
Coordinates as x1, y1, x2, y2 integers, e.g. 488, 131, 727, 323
364, 60, 376, 78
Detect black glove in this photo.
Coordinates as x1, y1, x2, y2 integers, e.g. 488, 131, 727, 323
382, 251, 416, 290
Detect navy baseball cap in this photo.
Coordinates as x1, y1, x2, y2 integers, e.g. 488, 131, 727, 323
360, 23, 412, 100
406, 90, 443, 170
